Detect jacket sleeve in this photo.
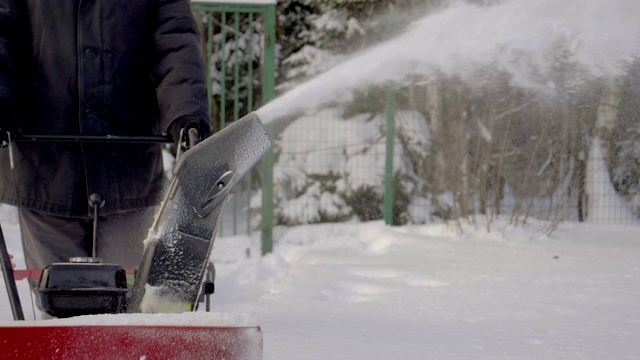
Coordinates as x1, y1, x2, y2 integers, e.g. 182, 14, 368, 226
152, 0, 210, 133
0, 0, 21, 105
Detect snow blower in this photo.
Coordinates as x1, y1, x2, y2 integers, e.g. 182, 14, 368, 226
0, 112, 271, 359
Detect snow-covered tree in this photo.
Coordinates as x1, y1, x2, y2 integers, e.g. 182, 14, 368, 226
277, 0, 418, 91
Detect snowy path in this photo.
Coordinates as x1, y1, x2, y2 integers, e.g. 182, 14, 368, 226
247, 222, 640, 359
1, 210, 639, 359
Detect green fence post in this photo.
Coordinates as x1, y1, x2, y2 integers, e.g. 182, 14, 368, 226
260, 3, 277, 255
383, 5, 399, 226
232, 11, 241, 235
247, 12, 254, 235
383, 86, 397, 225
220, 12, 227, 129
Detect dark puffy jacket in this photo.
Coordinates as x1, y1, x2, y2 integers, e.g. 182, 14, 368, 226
0, 0, 209, 216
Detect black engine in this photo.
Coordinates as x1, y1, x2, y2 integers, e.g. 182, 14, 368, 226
36, 257, 128, 318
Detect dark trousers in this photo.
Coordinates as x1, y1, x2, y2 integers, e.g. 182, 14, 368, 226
19, 207, 157, 271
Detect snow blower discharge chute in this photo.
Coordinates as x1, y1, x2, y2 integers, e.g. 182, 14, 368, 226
0, 112, 272, 359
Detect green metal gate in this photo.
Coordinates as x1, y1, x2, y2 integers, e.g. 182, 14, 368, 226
191, 0, 276, 254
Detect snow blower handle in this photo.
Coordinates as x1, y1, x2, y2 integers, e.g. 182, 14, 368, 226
0, 221, 24, 320
8, 134, 173, 144
187, 127, 200, 149
174, 126, 201, 159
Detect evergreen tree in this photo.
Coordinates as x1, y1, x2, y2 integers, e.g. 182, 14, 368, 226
277, 0, 416, 91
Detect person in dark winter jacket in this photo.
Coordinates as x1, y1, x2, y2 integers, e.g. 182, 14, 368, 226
0, 0, 210, 272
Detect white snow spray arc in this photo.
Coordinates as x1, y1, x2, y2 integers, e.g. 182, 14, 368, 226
257, 0, 640, 124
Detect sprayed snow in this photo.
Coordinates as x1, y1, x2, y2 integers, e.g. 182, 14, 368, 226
138, 283, 192, 314
258, 0, 640, 124
142, 232, 157, 248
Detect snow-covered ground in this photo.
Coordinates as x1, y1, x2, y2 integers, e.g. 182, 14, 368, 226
1, 204, 639, 359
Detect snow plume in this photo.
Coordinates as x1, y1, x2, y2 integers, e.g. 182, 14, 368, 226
258, 0, 640, 123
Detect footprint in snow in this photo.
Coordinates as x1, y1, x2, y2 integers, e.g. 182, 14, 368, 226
319, 281, 389, 303
355, 237, 394, 255
345, 267, 449, 288
403, 277, 448, 287
345, 267, 405, 279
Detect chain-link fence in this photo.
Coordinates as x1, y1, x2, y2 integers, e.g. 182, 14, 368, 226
262, 78, 640, 230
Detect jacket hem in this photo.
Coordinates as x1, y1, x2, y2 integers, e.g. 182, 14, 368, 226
0, 193, 161, 218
